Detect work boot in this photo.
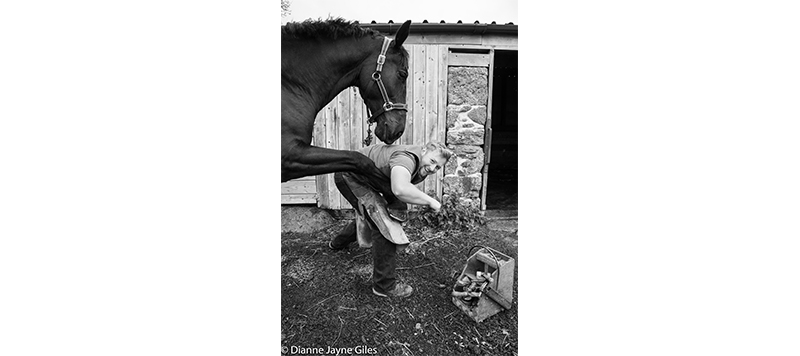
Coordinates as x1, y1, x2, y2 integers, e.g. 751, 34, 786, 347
328, 240, 349, 251
329, 221, 357, 251
372, 283, 413, 298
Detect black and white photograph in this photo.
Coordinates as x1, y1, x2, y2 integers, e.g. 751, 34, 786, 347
4, 1, 800, 355
281, 0, 519, 354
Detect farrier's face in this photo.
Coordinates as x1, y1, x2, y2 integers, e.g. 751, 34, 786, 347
418, 151, 446, 178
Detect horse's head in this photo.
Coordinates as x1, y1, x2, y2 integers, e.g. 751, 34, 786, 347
359, 20, 412, 145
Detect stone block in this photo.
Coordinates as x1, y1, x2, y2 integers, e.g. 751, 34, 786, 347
446, 105, 475, 128
443, 174, 482, 195
447, 110, 458, 128
443, 145, 485, 176
447, 127, 484, 145
459, 157, 484, 175
444, 156, 458, 175
447, 105, 488, 131
448, 67, 488, 106
464, 190, 480, 199
467, 106, 487, 125
452, 145, 484, 159
457, 197, 481, 210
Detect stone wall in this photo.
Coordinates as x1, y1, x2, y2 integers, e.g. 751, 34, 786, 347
443, 67, 488, 209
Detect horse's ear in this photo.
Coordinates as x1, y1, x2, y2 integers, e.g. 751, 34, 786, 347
393, 20, 412, 48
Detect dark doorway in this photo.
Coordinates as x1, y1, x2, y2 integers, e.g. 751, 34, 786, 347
485, 50, 518, 210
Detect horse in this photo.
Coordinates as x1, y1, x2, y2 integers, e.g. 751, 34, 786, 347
281, 18, 411, 191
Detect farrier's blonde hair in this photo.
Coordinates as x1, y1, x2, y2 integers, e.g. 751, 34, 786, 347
424, 141, 454, 161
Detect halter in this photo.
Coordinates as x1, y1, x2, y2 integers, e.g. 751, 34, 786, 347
363, 36, 408, 146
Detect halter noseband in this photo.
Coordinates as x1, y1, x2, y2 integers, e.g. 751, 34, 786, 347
363, 36, 407, 145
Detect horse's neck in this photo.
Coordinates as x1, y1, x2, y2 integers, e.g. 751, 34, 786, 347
284, 37, 375, 113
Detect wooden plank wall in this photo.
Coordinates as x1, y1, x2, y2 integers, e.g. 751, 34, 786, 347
312, 44, 450, 210
280, 177, 317, 204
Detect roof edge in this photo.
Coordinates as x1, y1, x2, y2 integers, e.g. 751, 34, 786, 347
359, 22, 517, 36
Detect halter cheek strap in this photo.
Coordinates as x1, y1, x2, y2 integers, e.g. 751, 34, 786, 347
366, 37, 408, 123
375, 36, 391, 72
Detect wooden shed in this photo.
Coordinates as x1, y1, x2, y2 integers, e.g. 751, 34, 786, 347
281, 21, 518, 211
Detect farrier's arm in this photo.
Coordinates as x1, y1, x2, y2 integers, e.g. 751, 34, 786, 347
390, 166, 441, 211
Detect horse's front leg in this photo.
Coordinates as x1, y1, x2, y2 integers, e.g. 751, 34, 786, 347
281, 144, 396, 199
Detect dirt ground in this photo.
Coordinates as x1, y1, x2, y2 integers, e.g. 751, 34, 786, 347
281, 218, 518, 356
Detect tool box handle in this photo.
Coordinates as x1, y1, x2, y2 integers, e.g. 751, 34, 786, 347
467, 245, 501, 289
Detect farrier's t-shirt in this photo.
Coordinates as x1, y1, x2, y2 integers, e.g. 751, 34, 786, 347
357, 144, 426, 185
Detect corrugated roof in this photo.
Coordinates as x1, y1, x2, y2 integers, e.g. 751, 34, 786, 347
359, 20, 517, 35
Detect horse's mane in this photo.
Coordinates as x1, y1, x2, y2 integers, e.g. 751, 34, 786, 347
281, 18, 383, 40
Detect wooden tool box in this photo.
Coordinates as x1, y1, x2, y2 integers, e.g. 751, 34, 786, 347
451, 246, 515, 322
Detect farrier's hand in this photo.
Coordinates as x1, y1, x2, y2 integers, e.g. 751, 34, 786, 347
429, 199, 442, 213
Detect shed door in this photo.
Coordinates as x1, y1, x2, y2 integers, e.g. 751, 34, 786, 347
447, 48, 494, 210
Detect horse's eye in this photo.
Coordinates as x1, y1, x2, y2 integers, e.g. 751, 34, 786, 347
398, 70, 408, 79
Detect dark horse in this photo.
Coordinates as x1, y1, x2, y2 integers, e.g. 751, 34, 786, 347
281, 19, 411, 188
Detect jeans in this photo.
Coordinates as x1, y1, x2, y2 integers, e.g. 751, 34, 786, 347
332, 172, 398, 294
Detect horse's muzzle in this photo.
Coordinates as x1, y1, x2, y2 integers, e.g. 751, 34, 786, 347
374, 120, 404, 144
382, 130, 403, 145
